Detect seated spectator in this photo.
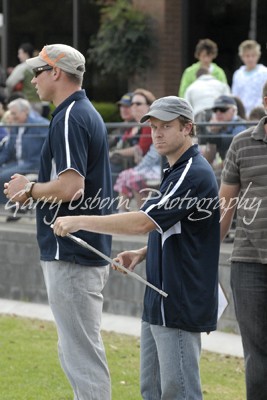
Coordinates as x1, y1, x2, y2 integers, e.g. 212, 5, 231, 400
6, 42, 44, 115
200, 95, 247, 167
232, 40, 267, 118
184, 67, 231, 123
109, 92, 134, 149
110, 88, 155, 193
178, 38, 227, 98
0, 98, 49, 205
109, 92, 134, 183
114, 144, 162, 212
248, 105, 266, 121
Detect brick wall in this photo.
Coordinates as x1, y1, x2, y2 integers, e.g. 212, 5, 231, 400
131, 0, 184, 98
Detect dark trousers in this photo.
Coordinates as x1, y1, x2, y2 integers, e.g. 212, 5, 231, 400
231, 261, 267, 400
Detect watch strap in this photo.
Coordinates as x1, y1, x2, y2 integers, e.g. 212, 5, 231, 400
25, 182, 36, 199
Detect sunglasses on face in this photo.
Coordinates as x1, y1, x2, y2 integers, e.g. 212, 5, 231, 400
131, 102, 147, 106
33, 65, 53, 78
213, 107, 230, 113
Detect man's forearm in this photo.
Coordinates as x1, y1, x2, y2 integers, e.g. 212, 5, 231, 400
53, 211, 157, 237
219, 182, 240, 241
220, 208, 236, 241
5, 170, 84, 205
31, 179, 82, 203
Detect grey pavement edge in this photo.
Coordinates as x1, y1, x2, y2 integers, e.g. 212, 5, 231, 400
0, 298, 243, 358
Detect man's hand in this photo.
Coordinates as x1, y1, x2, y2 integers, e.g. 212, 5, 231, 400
4, 174, 29, 204
112, 248, 147, 273
53, 216, 81, 237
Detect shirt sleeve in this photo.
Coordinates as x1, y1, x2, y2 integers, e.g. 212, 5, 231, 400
221, 138, 240, 185
213, 66, 228, 84
178, 68, 192, 98
51, 113, 89, 178
6, 63, 27, 92
231, 69, 240, 95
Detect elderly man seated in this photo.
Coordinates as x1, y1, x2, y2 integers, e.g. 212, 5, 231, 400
0, 97, 49, 210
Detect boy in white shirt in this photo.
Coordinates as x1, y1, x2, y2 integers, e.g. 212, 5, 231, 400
232, 40, 267, 118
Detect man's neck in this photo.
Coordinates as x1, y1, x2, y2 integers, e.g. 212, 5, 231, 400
168, 142, 193, 167
53, 86, 82, 107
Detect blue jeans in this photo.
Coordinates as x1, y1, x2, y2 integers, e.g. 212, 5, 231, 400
231, 262, 267, 400
41, 261, 111, 400
140, 321, 202, 400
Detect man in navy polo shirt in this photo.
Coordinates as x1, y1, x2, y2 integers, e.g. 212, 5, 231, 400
52, 96, 220, 400
4, 44, 112, 400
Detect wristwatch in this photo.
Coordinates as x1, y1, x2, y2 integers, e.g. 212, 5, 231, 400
24, 181, 36, 199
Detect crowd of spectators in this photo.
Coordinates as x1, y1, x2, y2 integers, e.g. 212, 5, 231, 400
108, 39, 266, 213
0, 38, 266, 218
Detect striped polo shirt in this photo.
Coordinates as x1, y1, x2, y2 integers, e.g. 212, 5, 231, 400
221, 116, 267, 264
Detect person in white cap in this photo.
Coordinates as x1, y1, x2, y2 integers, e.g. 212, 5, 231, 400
4, 44, 112, 400
51, 96, 220, 400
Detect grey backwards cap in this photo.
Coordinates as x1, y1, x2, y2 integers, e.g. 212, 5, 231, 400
140, 96, 194, 123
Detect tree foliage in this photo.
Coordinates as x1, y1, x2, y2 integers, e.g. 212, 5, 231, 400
87, 0, 155, 77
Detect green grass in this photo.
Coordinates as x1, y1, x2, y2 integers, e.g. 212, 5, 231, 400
0, 315, 245, 400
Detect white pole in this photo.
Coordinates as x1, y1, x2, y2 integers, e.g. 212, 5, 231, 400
249, 0, 258, 40
60, 230, 168, 298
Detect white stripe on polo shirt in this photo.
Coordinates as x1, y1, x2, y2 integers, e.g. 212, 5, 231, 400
145, 157, 193, 234
64, 101, 75, 168
162, 221, 181, 247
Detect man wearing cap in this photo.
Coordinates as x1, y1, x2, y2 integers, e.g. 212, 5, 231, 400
201, 95, 247, 165
110, 92, 135, 148
52, 96, 220, 400
4, 44, 112, 400
117, 92, 134, 119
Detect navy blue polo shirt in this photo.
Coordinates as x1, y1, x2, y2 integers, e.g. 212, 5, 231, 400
36, 90, 112, 266
141, 144, 220, 332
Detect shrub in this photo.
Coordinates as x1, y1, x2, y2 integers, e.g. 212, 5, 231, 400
92, 101, 121, 122
88, 0, 155, 78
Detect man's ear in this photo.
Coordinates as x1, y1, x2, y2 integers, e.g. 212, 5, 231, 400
184, 122, 193, 136
52, 67, 60, 78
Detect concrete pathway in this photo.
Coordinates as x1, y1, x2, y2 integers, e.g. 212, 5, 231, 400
0, 298, 243, 358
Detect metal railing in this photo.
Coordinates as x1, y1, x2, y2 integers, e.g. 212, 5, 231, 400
0, 120, 259, 222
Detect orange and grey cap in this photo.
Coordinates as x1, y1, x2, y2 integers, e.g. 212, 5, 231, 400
26, 44, 85, 77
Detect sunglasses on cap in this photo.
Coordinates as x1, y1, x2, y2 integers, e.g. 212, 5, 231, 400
33, 65, 53, 78
213, 107, 230, 113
